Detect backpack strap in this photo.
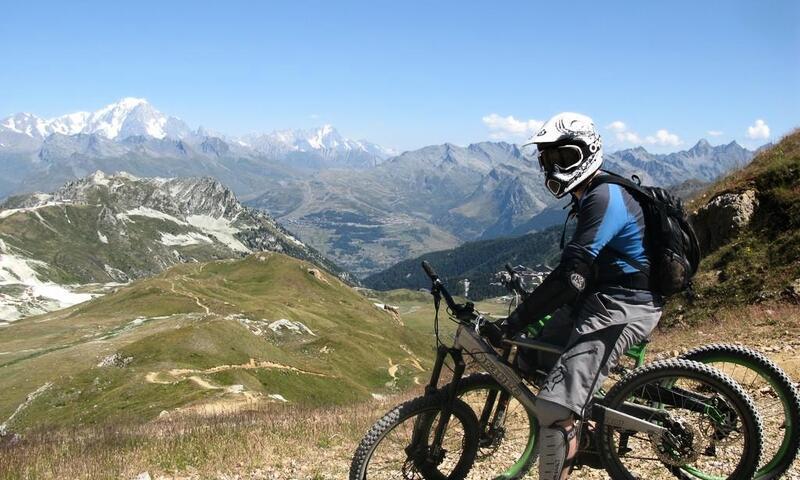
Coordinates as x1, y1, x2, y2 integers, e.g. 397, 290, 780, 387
589, 171, 654, 203
586, 171, 653, 276
605, 245, 650, 275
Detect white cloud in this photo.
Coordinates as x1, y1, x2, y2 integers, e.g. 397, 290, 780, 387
605, 121, 682, 147
645, 129, 683, 147
746, 119, 770, 140
482, 113, 543, 140
606, 121, 627, 132
707, 130, 724, 137
606, 120, 642, 144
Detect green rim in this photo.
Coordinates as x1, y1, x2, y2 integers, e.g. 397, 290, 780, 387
681, 464, 725, 480
692, 354, 794, 479
494, 417, 538, 479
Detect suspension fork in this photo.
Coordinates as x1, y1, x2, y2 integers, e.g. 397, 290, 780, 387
429, 349, 466, 455
425, 344, 449, 395
411, 346, 466, 458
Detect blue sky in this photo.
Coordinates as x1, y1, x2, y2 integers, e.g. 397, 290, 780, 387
1, 1, 797, 152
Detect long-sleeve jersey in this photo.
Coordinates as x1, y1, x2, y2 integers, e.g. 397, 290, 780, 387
562, 182, 650, 286
508, 179, 653, 330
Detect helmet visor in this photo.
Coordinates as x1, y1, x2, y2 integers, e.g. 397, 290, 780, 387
538, 145, 584, 173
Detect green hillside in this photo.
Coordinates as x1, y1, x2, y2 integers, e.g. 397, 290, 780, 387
0, 253, 430, 432
669, 130, 800, 324
363, 225, 563, 299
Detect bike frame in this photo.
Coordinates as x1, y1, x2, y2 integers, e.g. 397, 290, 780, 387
424, 323, 669, 442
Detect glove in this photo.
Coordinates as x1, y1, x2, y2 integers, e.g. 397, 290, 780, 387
503, 306, 529, 336
480, 319, 507, 348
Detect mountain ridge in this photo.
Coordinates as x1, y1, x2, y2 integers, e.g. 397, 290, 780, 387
0, 171, 344, 321
0, 98, 394, 168
248, 139, 755, 276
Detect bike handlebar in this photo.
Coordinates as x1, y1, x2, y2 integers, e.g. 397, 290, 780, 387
502, 263, 529, 298
422, 260, 439, 281
421, 261, 474, 320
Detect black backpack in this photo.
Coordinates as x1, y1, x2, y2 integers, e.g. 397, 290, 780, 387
591, 171, 701, 296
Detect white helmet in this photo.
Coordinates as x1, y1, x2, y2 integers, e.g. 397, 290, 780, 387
525, 112, 603, 198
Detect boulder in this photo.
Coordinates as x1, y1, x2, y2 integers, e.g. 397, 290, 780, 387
692, 189, 758, 253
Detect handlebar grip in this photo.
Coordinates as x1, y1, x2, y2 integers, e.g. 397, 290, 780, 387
422, 261, 439, 281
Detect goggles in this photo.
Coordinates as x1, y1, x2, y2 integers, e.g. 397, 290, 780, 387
537, 144, 584, 173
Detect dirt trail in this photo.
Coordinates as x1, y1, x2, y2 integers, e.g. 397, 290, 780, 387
145, 358, 329, 390
0, 382, 52, 435
400, 344, 425, 372
169, 358, 328, 378
387, 359, 399, 380
168, 277, 211, 315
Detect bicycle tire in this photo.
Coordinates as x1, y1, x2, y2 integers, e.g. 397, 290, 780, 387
598, 358, 763, 480
350, 393, 481, 480
682, 343, 800, 479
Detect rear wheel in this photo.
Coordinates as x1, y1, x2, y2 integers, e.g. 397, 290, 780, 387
598, 359, 763, 480
350, 393, 480, 480
682, 343, 800, 479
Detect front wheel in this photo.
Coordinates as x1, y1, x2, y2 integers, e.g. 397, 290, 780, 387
350, 393, 481, 480
451, 374, 539, 479
598, 358, 763, 480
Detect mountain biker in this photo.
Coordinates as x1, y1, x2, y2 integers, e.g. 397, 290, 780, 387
484, 112, 663, 479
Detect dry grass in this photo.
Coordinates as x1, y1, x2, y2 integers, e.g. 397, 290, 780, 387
0, 388, 423, 480
2, 303, 798, 479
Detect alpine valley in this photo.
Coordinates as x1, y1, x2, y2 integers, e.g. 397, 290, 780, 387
1, 98, 756, 279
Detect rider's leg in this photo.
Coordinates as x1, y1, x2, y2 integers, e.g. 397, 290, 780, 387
536, 399, 579, 480
533, 292, 662, 478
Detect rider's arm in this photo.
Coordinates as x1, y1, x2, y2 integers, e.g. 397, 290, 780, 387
505, 183, 627, 332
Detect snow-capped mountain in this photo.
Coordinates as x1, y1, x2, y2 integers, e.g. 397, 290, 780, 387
0, 98, 395, 176
239, 124, 395, 168
241, 124, 389, 155
0, 97, 192, 141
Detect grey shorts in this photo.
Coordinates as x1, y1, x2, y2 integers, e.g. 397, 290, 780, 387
533, 287, 663, 417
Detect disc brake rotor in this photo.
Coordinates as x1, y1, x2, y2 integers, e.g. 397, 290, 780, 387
649, 420, 704, 466
699, 398, 741, 447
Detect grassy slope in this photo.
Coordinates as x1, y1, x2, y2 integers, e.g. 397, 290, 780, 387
665, 130, 800, 325
0, 253, 431, 431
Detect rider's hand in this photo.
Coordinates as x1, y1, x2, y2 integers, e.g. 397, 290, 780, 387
480, 319, 508, 348
504, 306, 527, 336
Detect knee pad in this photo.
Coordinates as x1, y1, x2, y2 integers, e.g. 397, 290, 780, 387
538, 424, 578, 480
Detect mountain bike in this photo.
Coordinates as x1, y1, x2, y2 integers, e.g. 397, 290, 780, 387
350, 261, 764, 479
450, 264, 800, 479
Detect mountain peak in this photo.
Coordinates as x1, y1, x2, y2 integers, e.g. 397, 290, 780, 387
693, 138, 711, 149
238, 124, 393, 166
0, 97, 190, 141
114, 97, 149, 108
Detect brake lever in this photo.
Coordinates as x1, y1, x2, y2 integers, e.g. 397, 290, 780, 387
474, 315, 485, 334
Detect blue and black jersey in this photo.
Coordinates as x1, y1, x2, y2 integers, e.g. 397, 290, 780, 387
507, 176, 655, 330
562, 182, 650, 287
